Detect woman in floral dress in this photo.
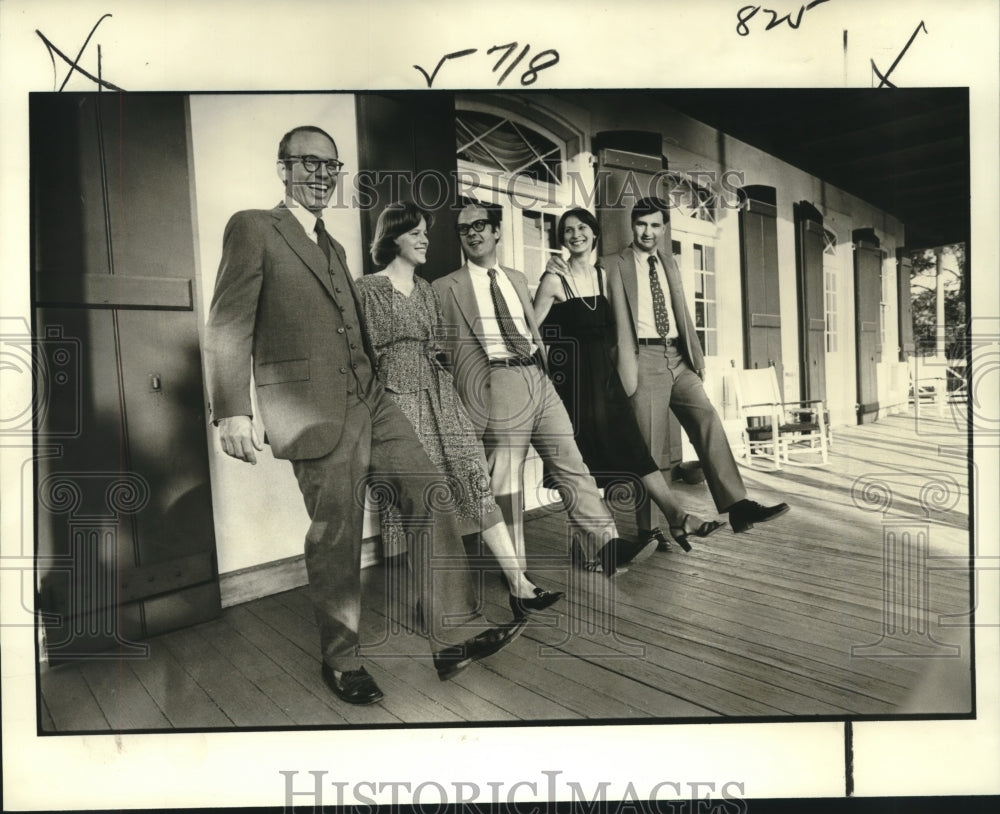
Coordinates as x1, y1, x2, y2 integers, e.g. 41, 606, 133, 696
356, 201, 562, 619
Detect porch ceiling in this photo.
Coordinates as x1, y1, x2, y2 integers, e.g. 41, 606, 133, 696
662, 89, 969, 251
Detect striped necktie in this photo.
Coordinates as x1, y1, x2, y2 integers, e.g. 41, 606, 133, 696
488, 268, 532, 359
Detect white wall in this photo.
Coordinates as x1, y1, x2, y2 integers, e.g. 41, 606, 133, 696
188, 94, 363, 575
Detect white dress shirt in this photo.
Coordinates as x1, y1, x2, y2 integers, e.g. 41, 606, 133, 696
286, 198, 323, 244
633, 249, 680, 340
467, 261, 537, 360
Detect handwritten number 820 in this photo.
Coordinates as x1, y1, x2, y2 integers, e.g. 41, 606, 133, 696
736, 0, 831, 36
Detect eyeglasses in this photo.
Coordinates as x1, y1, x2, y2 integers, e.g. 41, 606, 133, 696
284, 155, 345, 174
456, 219, 490, 236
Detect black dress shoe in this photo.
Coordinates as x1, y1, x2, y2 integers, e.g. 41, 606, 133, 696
595, 535, 658, 576
727, 499, 790, 533
509, 587, 565, 619
321, 664, 384, 705
671, 461, 706, 484
644, 527, 671, 553
433, 618, 527, 681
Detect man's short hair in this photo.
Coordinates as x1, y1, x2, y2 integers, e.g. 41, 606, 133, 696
277, 125, 337, 160
459, 199, 502, 230
630, 196, 671, 224
370, 200, 434, 268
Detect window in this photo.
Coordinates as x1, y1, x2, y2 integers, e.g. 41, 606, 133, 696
455, 109, 567, 290
456, 111, 562, 184
521, 210, 560, 282
665, 171, 717, 224
823, 229, 838, 353
691, 242, 717, 355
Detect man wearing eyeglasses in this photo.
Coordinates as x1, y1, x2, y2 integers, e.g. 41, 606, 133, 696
432, 202, 657, 577
204, 127, 526, 707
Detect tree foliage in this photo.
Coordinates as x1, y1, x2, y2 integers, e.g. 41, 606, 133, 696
908, 244, 966, 356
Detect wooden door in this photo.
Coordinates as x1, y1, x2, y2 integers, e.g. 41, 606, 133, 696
594, 138, 683, 468
32, 93, 220, 660
795, 202, 827, 402
739, 185, 784, 386
897, 250, 915, 360
356, 92, 461, 281
853, 228, 883, 423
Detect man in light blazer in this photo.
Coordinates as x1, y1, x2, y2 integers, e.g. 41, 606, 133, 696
603, 196, 789, 539
204, 127, 524, 705
433, 202, 656, 576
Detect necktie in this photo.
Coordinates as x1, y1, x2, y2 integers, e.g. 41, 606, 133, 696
648, 255, 671, 337
314, 217, 332, 264
488, 268, 533, 359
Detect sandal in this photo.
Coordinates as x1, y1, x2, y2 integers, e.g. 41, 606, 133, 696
668, 516, 726, 553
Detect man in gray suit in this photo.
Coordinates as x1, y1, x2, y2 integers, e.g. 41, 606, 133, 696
433, 203, 655, 577
204, 127, 524, 705
602, 196, 789, 539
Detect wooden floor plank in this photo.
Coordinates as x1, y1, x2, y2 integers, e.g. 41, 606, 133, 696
78, 659, 172, 731
241, 595, 403, 726
38, 691, 58, 733
274, 576, 521, 723
193, 620, 353, 726
40, 663, 110, 732
220, 604, 351, 726
128, 638, 233, 729
161, 627, 296, 728
37, 412, 973, 729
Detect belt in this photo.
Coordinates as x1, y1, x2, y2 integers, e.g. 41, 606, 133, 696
637, 337, 678, 347
489, 350, 542, 369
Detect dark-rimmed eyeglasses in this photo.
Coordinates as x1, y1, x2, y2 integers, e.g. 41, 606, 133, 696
456, 219, 490, 236
283, 155, 345, 174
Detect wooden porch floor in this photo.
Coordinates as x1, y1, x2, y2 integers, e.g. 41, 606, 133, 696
39, 410, 973, 731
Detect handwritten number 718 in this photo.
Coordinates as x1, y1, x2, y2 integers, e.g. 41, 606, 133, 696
414, 43, 559, 88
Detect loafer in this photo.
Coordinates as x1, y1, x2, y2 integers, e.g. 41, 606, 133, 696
321, 664, 384, 705
728, 499, 790, 533
509, 587, 565, 619
433, 618, 527, 681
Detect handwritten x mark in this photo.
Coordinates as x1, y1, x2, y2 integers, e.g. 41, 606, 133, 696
36, 14, 124, 92
872, 21, 928, 88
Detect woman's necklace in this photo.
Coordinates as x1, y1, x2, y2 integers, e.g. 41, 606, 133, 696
565, 262, 600, 311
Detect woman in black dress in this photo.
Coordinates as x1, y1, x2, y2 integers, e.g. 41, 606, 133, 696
532, 207, 723, 552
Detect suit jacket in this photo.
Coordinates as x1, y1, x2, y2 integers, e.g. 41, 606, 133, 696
600, 245, 705, 395
432, 263, 549, 439
204, 203, 376, 460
